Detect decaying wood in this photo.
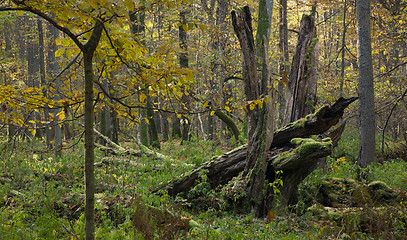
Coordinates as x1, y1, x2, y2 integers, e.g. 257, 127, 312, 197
283, 14, 318, 125
271, 97, 357, 148
155, 145, 247, 196
155, 97, 357, 197
309, 178, 406, 234
94, 128, 172, 161
95, 143, 143, 157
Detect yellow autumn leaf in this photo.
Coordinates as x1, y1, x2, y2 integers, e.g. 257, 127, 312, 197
55, 38, 62, 45
210, 111, 215, 116
140, 93, 146, 103
29, 128, 36, 136
264, 96, 269, 104
55, 49, 64, 57
182, 24, 188, 32
56, 111, 65, 120
66, 49, 72, 59
124, 0, 134, 11
255, 99, 263, 109
63, 38, 71, 47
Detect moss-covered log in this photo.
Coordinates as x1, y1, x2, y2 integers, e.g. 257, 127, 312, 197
154, 98, 357, 206
271, 97, 357, 148
154, 145, 247, 196
213, 109, 240, 142
272, 138, 332, 170
155, 138, 332, 197
309, 178, 406, 237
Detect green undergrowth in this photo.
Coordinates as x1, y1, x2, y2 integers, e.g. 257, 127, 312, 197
297, 125, 407, 238
1, 134, 406, 239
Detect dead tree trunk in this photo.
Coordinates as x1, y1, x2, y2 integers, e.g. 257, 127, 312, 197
283, 14, 318, 125
231, 4, 274, 217
155, 98, 357, 202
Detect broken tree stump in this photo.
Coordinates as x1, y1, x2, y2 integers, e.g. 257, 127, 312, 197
154, 97, 357, 198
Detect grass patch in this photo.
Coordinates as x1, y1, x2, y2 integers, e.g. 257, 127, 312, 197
0, 134, 405, 239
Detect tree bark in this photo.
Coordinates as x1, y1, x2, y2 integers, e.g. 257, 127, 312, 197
278, 0, 289, 126
232, 2, 274, 217
283, 14, 318, 125
232, 6, 265, 216
147, 93, 160, 148
179, 10, 191, 143
48, 23, 62, 157
356, 0, 376, 170
83, 20, 103, 240
340, 0, 347, 97
38, 19, 51, 146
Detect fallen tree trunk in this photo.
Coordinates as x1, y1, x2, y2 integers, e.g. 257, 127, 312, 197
271, 97, 358, 148
94, 128, 173, 161
154, 97, 357, 197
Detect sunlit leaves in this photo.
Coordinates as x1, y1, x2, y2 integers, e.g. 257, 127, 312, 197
123, 0, 134, 11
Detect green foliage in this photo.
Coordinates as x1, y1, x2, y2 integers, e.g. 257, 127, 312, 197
1, 135, 406, 239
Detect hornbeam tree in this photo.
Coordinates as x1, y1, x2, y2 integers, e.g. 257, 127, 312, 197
1, 1, 126, 239
0, 0, 197, 238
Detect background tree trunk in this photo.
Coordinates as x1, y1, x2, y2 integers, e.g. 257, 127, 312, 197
38, 19, 50, 144
179, 9, 191, 143
278, 0, 289, 126
50, 24, 62, 157
356, 0, 376, 170
340, 0, 347, 97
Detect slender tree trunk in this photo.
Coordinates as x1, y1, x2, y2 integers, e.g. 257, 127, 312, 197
179, 9, 191, 143
160, 98, 169, 141
49, 24, 62, 157
4, 20, 12, 58
147, 94, 160, 148
24, 18, 35, 140
340, 0, 347, 97
38, 19, 52, 147
278, 0, 289, 126
129, 6, 159, 146
32, 19, 42, 139
110, 99, 119, 144
356, 0, 376, 170
83, 20, 103, 240
110, 112, 119, 144
3, 20, 14, 139
99, 79, 111, 145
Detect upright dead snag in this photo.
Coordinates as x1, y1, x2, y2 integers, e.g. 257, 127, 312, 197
284, 14, 318, 125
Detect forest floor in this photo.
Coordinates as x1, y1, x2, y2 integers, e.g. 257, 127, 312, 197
0, 126, 406, 239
